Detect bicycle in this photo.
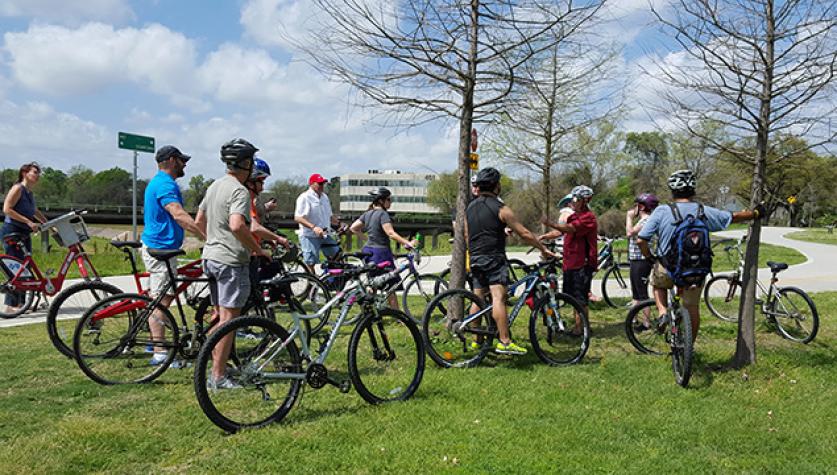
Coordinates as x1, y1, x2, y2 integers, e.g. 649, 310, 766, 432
72, 248, 215, 385
624, 285, 694, 387
703, 235, 818, 343
422, 260, 589, 368
376, 248, 447, 322
1, 210, 100, 319
46, 239, 204, 358
597, 236, 633, 308
435, 257, 528, 294
192, 263, 425, 432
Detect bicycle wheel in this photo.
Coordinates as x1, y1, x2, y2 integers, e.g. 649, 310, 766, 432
602, 263, 633, 308
670, 306, 693, 388
73, 293, 179, 385
47, 280, 122, 358
194, 316, 303, 433
349, 308, 425, 404
0, 255, 35, 318
421, 289, 494, 368
401, 273, 447, 323
435, 268, 473, 293
772, 287, 819, 344
624, 299, 667, 355
528, 294, 590, 365
703, 274, 741, 322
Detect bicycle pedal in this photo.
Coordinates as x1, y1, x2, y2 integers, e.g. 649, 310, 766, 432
338, 379, 351, 393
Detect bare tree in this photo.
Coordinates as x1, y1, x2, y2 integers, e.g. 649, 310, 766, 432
485, 40, 623, 220
651, 0, 837, 366
293, 0, 605, 288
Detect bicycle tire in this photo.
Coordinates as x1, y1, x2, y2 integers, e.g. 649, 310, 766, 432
349, 308, 425, 404
624, 299, 667, 355
0, 255, 35, 318
275, 272, 331, 333
601, 263, 632, 308
401, 273, 447, 323
773, 286, 819, 344
421, 288, 494, 368
528, 294, 590, 365
671, 306, 693, 388
703, 274, 740, 322
193, 316, 303, 433
47, 280, 123, 358
436, 268, 473, 293
73, 293, 179, 385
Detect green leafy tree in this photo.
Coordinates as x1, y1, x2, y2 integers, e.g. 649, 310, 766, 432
36, 167, 68, 207
183, 175, 213, 211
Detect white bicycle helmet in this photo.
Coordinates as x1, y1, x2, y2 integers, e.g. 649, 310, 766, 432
668, 169, 697, 191
571, 185, 594, 200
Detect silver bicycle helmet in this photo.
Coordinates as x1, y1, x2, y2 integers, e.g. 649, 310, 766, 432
571, 185, 594, 200
668, 169, 696, 191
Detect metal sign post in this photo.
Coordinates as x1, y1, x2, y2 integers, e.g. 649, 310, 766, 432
118, 132, 155, 241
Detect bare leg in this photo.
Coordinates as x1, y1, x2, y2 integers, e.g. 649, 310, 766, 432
488, 285, 511, 344
149, 294, 174, 353
212, 306, 242, 380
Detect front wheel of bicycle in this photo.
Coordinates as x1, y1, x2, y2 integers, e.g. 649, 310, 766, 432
194, 316, 303, 433
0, 255, 35, 318
602, 263, 633, 308
528, 294, 590, 365
47, 280, 122, 358
773, 287, 819, 344
349, 308, 425, 404
624, 299, 667, 355
401, 273, 447, 323
422, 289, 494, 368
670, 306, 693, 388
703, 274, 741, 322
73, 293, 179, 385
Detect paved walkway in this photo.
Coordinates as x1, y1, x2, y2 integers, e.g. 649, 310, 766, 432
2, 227, 833, 329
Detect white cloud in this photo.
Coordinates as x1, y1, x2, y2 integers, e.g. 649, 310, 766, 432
0, 0, 134, 25
4, 23, 198, 100
241, 0, 305, 49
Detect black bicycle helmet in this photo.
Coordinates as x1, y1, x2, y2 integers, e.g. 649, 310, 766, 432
474, 167, 501, 190
220, 138, 259, 168
368, 187, 392, 202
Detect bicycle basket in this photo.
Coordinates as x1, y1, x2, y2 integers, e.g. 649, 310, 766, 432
49, 215, 90, 247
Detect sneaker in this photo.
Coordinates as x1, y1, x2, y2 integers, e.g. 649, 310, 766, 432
468, 341, 481, 351
169, 359, 189, 369
656, 314, 670, 333
495, 341, 527, 355
207, 375, 242, 390
236, 329, 258, 340
145, 344, 154, 354
149, 352, 168, 366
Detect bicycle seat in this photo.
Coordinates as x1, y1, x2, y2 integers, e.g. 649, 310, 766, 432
260, 274, 299, 286
2, 232, 27, 244
146, 248, 186, 261
767, 261, 788, 273
110, 240, 142, 249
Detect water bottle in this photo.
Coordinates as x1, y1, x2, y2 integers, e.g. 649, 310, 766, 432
415, 232, 424, 250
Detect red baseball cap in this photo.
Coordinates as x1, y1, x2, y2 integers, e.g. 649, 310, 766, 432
309, 173, 328, 185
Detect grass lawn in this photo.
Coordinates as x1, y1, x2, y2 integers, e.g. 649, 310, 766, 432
785, 228, 837, 246
1, 289, 835, 473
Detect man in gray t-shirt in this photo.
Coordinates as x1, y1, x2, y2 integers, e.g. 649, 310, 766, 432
196, 138, 270, 390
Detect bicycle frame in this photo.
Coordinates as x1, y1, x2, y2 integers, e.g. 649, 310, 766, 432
1, 239, 98, 296
722, 236, 782, 310
458, 271, 546, 330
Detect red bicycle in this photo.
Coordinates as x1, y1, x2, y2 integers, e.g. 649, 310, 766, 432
1, 210, 100, 319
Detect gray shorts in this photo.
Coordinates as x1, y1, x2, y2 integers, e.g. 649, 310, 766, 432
141, 246, 178, 297
203, 259, 251, 309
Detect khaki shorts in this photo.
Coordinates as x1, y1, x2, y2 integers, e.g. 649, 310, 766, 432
649, 262, 701, 307
141, 246, 178, 297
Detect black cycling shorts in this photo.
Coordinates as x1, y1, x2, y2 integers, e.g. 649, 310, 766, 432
470, 254, 509, 290
629, 259, 653, 300
563, 266, 594, 305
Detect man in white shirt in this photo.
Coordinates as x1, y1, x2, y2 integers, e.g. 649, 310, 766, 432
294, 173, 340, 267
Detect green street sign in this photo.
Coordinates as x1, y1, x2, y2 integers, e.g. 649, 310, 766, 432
118, 132, 155, 153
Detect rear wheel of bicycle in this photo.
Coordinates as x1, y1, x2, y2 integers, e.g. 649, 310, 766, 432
0, 255, 35, 318
47, 280, 122, 357
703, 274, 741, 322
773, 287, 819, 344
624, 299, 667, 355
349, 308, 425, 404
422, 289, 494, 368
670, 306, 693, 388
435, 268, 473, 293
194, 316, 302, 433
73, 293, 179, 385
529, 294, 590, 365
401, 273, 447, 323
602, 263, 633, 308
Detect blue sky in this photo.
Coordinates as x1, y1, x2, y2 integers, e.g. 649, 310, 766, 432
0, 0, 673, 183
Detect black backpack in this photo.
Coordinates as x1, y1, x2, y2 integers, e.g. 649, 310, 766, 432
662, 203, 713, 287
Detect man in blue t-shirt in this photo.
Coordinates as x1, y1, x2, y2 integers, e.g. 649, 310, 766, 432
141, 145, 205, 366
637, 170, 762, 341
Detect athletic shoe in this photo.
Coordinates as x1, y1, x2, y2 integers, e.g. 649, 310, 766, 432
468, 341, 481, 351
495, 341, 527, 355
207, 375, 242, 390
149, 352, 168, 366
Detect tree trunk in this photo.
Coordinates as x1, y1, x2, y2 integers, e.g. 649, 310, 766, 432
449, 0, 479, 291
733, 0, 774, 368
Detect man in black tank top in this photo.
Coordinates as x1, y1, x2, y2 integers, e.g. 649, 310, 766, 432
466, 168, 557, 355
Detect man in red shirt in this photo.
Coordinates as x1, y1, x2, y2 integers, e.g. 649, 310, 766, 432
547, 185, 597, 335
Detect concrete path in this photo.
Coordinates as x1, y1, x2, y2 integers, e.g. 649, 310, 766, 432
2, 227, 832, 329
